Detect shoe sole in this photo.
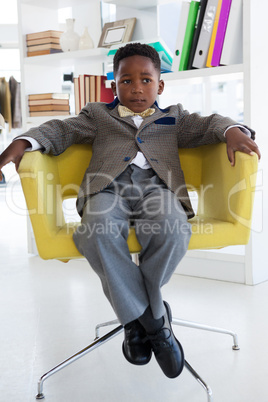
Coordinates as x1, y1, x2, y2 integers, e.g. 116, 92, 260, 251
163, 301, 185, 378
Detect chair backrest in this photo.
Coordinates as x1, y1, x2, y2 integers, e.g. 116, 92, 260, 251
55, 144, 93, 198
49, 144, 205, 198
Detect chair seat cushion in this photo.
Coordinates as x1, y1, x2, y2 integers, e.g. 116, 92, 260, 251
36, 217, 244, 260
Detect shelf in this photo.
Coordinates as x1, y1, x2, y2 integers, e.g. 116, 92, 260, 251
26, 114, 75, 127
24, 47, 108, 66
103, 0, 176, 8
105, 64, 244, 87
163, 64, 244, 83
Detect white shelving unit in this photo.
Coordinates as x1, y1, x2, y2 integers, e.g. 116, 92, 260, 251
17, 0, 268, 285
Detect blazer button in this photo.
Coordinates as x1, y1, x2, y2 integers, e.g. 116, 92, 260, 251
124, 156, 131, 161
137, 137, 144, 144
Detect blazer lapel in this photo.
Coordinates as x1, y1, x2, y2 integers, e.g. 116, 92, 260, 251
138, 106, 170, 130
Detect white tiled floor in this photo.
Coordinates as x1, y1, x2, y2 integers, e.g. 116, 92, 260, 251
1, 173, 268, 402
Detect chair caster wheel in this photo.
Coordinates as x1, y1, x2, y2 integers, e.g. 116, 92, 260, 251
36, 393, 45, 399
232, 345, 240, 351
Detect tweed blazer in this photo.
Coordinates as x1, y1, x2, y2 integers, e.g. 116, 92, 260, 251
19, 97, 254, 218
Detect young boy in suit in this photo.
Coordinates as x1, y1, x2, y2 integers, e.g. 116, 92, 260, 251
0, 43, 260, 379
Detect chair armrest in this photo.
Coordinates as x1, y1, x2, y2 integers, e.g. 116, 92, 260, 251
18, 151, 66, 254
199, 143, 258, 234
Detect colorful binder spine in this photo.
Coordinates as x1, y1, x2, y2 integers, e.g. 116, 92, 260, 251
206, 0, 223, 67
179, 1, 200, 71
211, 0, 232, 66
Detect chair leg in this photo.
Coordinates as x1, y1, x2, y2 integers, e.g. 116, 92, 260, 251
35, 325, 123, 400
94, 318, 120, 339
172, 317, 240, 350
184, 359, 213, 402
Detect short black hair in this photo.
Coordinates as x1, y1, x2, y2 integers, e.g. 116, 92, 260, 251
113, 43, 161, 77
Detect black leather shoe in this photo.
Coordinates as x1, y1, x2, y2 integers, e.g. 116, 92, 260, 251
147, 301, 184, 378
122, 320, 152, 365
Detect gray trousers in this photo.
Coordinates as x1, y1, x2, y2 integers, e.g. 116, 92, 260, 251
73, 165, 191, 326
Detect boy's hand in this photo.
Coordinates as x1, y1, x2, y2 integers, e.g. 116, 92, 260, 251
0, 139, 31, 181
225, 127, 261, 166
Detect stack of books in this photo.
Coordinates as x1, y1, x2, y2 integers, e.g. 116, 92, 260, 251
172, 0, 242, 71
26, 30, 63, 57
73, 75, 114, 115
28, 93, 70, 117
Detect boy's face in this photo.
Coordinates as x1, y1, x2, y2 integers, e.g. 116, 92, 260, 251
111, 55, 164, 113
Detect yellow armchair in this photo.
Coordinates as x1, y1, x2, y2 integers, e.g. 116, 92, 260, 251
18, 142, 258, 259
17, 142, 258, 401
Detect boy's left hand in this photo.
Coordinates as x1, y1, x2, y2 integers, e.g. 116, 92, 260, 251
225, 127, 261, 166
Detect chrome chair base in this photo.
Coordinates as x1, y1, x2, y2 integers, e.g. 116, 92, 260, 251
36, 324, 123, 400
36, 316, 239, 402
172, 317, 240, 350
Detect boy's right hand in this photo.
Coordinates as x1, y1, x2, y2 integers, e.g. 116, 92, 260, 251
0, 139, 31, 181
